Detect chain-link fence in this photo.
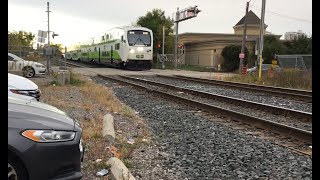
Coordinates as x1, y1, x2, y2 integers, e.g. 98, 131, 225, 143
276, 54, 312, 71
8, 45, 45, 62
156, 54, 184, 69
8, 45, 62, 62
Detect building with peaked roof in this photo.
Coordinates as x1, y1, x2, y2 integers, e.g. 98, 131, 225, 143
233, 10, 268, 36
177, 10, 278, 69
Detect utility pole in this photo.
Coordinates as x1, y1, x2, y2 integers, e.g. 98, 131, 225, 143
162, 26, 165, 55
258, 0, 266, 81
239, 1, 249, 74
46, 2, 51, 74
174, 7, 179, 69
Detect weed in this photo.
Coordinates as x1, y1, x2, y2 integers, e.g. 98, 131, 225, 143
121, 106, 135, 118
70, 71, 85, 85
226, 69, 312, 90
122, 159, 134, 169
50, 80, 61, 86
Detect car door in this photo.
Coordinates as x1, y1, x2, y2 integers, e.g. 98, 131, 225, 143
8, 55, 23, 71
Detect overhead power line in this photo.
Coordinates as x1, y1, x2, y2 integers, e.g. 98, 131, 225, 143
251, 6, 312, 23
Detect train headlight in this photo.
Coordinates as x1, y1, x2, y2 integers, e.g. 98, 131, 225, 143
137, 47, 144, 52
130, 49, 135, 53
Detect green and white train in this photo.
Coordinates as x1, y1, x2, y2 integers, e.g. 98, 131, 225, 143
66, 26, 153, 70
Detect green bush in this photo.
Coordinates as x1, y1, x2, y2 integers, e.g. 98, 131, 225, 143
221, 45, 249, 71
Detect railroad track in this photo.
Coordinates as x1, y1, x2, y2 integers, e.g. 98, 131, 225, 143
120, 75, 311, 121
98, 74, 312, 147
156, 75, 312, 102
52, 59, 87, 68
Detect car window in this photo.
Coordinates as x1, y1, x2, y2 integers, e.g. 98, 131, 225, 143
8, 53, 25, 61
8, 55, 14, 61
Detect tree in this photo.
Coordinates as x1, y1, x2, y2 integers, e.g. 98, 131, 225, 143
50, 43, 64, 57
284, 35, 312, 54
136, 9, 174, 59
8, 31, 35, 50
262, 35, 287, 63
221, 45, 249, 71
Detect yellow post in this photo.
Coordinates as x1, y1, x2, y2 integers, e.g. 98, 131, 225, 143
258, 55, 263, 81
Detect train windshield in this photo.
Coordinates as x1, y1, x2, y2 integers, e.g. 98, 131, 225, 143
127, 30, 151, 46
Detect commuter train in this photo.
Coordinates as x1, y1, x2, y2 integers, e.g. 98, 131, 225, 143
66, 26, 153, 70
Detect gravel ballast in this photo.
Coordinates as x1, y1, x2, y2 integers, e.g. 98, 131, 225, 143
94, 76, 312, 180
113, 76, 312, 131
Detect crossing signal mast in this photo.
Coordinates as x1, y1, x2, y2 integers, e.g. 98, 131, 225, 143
173, 5, 201, 68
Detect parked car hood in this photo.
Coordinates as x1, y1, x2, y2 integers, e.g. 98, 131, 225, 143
8, 73, 38, 90
8, 92, 37, 101
8, 96, 75, 131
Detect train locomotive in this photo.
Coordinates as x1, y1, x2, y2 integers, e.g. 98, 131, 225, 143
66, 26, 153, 70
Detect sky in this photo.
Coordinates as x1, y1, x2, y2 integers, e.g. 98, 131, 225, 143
8, 0, 312, 47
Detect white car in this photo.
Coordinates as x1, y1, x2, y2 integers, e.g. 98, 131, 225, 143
8, 73, 41, 101
8, 53, 46, 78
8, 92, 37, 101
247, 64, 281, 74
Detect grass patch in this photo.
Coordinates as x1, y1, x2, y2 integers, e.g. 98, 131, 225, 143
121, 106, 135, 118
225, 69, 312, 90
80, 80, 122, 113
81, 119, 103, 141
90, 161, 111, 170
70, 71, 85, 85
49, 80, 61, 86
122, 159, 134, 169
40, 73, 152, 178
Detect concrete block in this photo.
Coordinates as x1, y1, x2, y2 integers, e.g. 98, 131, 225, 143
106, 157, 135, 180
103, 114, 115, 144
57, 70, 70, 85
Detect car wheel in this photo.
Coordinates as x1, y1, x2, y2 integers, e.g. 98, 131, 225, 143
8, 154, 28, 180
23, 66, 35, 78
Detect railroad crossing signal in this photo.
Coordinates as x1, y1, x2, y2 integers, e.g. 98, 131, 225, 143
52, 32, 59, 39
175, 5, 201, 22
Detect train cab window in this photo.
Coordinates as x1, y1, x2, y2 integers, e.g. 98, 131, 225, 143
115, 43, 120, 50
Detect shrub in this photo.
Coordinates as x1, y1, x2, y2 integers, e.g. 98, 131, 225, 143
221, 45, 249, 71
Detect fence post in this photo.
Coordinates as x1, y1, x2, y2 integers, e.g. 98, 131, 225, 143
65, 47, 67, 70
